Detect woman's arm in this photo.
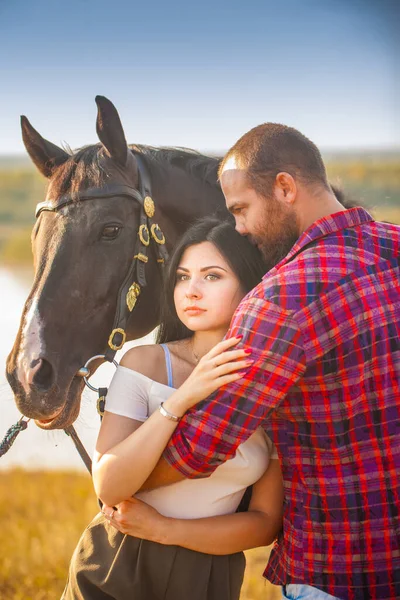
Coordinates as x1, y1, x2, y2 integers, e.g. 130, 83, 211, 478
103, 458, 283, 554
92, 337, 249, 507
93, 409, 180, 507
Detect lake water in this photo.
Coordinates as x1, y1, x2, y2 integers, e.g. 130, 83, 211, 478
0, 267, 153, 471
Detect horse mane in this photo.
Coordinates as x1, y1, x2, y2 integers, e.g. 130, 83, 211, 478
49, 144, 106, 198
49, 143, 221, 199
330, 183, 358, 209
49, 143, 357, 210
131, 144, 221, 187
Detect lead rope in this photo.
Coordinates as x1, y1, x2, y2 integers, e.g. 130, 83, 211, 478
0, 416, 30, 458
0, 415, 93, 475
64, 425, 93, 474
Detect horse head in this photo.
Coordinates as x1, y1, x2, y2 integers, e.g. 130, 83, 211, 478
6, 96, 224, 430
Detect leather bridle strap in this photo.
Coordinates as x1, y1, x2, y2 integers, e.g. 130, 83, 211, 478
104, 155, 168, 361
35, 184, 144, 217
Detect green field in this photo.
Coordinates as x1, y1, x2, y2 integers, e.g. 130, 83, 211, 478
0, 470, 280, 600
0, 152, 399, 264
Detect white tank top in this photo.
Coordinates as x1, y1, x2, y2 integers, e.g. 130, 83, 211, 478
105, 364, 277, 519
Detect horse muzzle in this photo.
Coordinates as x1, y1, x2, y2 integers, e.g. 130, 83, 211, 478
6, 357, 85, 430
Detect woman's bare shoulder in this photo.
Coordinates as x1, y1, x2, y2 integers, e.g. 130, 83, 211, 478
119, 345, 165, 381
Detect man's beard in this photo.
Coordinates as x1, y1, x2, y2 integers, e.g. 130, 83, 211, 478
251, 201, 300, 273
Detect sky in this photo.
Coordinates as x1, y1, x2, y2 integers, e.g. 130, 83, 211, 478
0, 0, 398, 155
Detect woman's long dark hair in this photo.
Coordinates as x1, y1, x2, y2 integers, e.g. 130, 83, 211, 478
156, 216, 267, 344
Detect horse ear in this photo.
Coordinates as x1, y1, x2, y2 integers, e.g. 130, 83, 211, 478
20, 116, 69, 178
95, 96, 128, 166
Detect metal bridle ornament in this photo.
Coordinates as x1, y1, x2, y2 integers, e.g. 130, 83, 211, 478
151, 223, 166, 245
82, 354, 119, 393
138, 224, 150, 246
108, 328, 127, 352
126, 282, 141, 312
144, 196, 155, 218
80, 353, 119, 420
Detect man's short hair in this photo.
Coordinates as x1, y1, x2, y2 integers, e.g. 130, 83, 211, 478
219, 123, 330, 197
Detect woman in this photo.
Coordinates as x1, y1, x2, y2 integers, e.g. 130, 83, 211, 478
62, 217, 283, 600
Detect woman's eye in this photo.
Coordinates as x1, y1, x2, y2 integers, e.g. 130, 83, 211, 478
205, 273, 220, 281
102, 225, 122, 240
176, 273, 189, 281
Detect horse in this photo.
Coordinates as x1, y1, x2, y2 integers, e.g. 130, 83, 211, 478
6, 96, 226, 431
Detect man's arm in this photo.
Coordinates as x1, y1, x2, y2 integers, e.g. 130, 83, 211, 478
141, 457, 185, 490
141, 294, 306, 490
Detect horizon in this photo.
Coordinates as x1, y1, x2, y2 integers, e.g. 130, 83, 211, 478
1, 146, 400, 163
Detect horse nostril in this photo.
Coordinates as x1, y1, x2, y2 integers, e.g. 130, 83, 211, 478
29, 358, 54, 391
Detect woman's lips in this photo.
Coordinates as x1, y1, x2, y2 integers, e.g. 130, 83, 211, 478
184, 307, 206, 316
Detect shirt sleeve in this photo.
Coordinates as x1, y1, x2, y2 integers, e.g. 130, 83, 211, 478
104, 366, 149, 422
163, 294, 306, 477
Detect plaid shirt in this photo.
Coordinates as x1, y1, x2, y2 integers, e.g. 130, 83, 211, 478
164, 207, 400, 600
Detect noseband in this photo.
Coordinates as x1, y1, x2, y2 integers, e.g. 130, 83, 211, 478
35, 155, 169, 365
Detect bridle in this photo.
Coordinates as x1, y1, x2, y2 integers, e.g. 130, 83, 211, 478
35, 155, 168, 363
31, 155, 169, 471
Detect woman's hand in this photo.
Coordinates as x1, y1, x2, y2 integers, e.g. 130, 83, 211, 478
167, 336, 252, 413
101, 458, 284, 554
102, 498, 169, 544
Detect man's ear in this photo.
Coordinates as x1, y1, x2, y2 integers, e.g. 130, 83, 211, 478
274, 172, 297, 205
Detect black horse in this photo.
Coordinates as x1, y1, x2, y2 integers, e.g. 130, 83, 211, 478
6, 96, 226, 430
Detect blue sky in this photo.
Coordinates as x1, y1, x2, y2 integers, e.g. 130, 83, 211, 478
0, 0, 398, 155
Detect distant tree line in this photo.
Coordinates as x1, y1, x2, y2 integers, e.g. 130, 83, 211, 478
0, 156, 399, 264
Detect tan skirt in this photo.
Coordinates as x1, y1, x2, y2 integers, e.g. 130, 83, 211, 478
61, 512, 245, 600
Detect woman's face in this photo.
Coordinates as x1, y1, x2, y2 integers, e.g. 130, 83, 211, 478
174, 241, 246, 335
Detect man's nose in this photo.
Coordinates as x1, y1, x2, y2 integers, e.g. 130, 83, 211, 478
235, 220, 247, 236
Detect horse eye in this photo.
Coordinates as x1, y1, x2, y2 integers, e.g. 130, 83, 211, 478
102, 225, 122, 240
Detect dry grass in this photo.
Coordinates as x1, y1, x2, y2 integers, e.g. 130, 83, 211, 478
0, 471, 98, 600
0, 470, 279, 599
241, 549, 281, 600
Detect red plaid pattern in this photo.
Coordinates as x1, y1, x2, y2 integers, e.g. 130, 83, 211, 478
164, 207, 400, 599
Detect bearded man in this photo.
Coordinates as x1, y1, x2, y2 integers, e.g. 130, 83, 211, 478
128, 124, 400, 600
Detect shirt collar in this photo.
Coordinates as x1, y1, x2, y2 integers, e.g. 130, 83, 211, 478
263, 206, 375, 278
